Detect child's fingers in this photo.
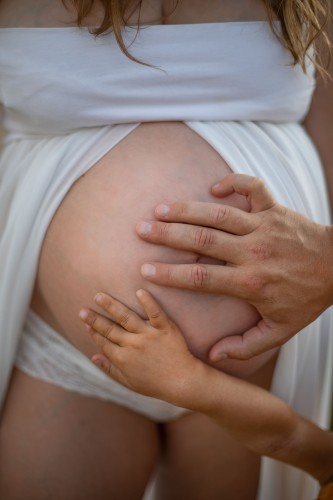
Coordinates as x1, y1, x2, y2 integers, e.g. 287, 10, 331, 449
135, 289, 171, 329
79, 308, 130, 346
92, 353, 133, 390
91, 353, 124, 383
94, 292, 146, 333
91, 354, 114, 376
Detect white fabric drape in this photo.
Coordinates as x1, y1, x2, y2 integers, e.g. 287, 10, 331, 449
0, 120, 332, 500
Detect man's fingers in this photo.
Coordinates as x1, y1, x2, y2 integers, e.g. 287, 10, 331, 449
141, 262, 251, 299
137, 220, 245, 264
152, 201, 259, 235
212, 174, 276, 213
208, 319, 287, 361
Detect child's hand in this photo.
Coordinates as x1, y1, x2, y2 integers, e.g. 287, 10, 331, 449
79, 289, 203, 406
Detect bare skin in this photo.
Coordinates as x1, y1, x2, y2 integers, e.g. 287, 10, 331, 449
29, 123, 276, 377
0, 0, 272, 28
79, 289, 333, 488
0, 367, 160, 500
0, 1, 323, 499
19, 122, 275, 500
135, 174, 333, 360
133, 12, 333, 360
0, 79, 277, 500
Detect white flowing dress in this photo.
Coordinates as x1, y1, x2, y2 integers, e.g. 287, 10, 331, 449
0, 21, 332, 500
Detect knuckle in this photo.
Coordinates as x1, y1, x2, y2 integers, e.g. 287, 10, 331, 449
103, 298, 114, 312
119, 312, 131, 329
262, 292, 278, 306
210, 204, 229, 225
92, 331, 103, 345
157, 222, 171, 240
236, 350, 253, 361
193, 227, 215, 249
240, 272, 266, 295
149, 308, 161, 320
250, 176, 264, 192
165, 265, 176, 284
187, 264, 209, 288
174, 201, 188, 218
247, 241, 272, 260
87, 313, 98, 328
104, 324, 115, 340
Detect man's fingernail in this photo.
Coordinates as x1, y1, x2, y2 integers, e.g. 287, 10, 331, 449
141, 264, 156, 277
155, 204, 170, 217
137, 222, 152, 236
92, 358, 103, 368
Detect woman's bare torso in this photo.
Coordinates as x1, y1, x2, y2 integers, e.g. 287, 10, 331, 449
0, 0, 278, 378
32, 123, 280, 377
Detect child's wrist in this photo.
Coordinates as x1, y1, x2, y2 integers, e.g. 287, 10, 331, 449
174, 359, 216, 412
318, 478, 333, 500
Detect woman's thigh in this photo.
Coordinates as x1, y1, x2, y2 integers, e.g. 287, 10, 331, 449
0, 368, 160, 500
157, 413, 260, 500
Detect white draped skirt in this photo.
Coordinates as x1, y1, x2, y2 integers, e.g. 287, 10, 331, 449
0, 121, 332, 500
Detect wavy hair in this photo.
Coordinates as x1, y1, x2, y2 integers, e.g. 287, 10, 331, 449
64, 0, 332, 75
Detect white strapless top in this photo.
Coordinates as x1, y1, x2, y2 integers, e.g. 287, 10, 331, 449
0, 22, 315, 141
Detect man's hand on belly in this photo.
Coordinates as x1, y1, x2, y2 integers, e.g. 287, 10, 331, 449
135, 173, 333, 361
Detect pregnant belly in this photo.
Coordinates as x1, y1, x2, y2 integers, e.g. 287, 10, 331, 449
31, 122, 277, 378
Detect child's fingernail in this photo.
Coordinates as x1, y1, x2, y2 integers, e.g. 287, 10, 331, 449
94, 293, 104, 305
155, 204, 170, 217
212, 183, 221, 190
79, 309, 89, 320
141, 264, 156, 278
210, 352, 228, 362
93, 358, 103, 368
136, 289, 145, 297
137, 221, 152, 236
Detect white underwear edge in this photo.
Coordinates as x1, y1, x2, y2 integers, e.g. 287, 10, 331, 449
15, 309, 189, 423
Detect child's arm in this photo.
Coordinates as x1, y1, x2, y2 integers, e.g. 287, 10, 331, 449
79, 290, 333, 488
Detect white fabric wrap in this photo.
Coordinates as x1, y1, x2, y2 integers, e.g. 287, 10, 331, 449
0, 120, 332, 500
